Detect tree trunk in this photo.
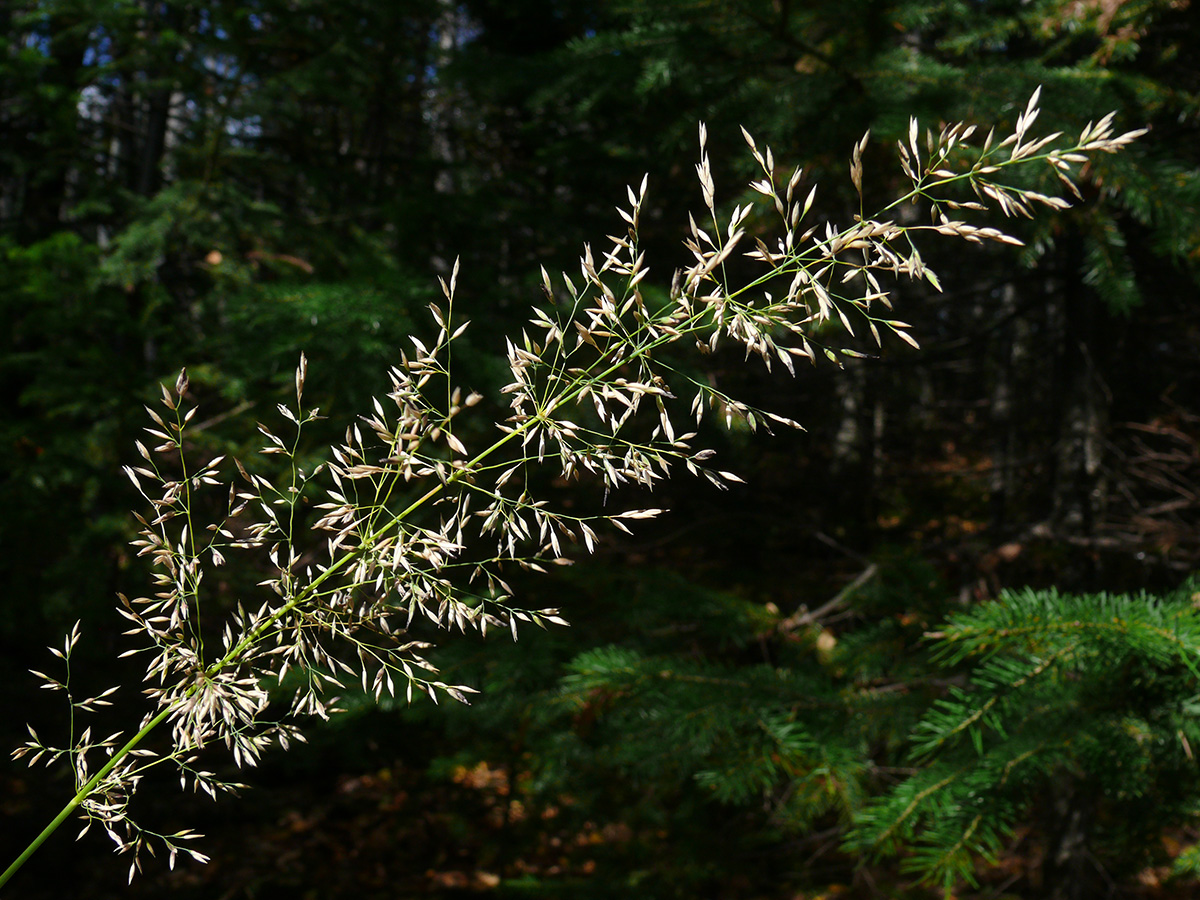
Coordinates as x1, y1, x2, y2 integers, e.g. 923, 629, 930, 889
1051, 237, 1109, 539
14, 11, 89, 242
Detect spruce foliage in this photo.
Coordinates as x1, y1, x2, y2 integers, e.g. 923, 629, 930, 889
853, 577, 1200, 890
506, 568, 1200, 896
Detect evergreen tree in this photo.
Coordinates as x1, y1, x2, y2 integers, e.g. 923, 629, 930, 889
2, 2, 1199, 897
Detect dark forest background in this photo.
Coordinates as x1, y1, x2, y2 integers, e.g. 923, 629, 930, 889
3, 1, 1200, 898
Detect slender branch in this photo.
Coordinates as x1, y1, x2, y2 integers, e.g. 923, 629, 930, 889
0, 707, 174, 890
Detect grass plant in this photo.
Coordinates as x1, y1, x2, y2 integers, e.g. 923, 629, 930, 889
1, 91, 1142, 890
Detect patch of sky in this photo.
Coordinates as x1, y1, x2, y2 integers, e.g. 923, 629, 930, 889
226, 114, 263, 142
23, 32, 50, 54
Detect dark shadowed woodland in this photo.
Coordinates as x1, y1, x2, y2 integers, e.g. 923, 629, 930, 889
3, 1, 1200, 898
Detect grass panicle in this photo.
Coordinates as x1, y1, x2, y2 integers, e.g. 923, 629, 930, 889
1, 90, 1143, 889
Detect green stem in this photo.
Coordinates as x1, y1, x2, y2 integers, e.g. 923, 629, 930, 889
206, 306, 696, 674
0, 300, 707, 894
0, 705, 175, 891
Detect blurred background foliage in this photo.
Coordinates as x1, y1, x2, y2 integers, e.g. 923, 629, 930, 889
2, 0, 1200, 897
